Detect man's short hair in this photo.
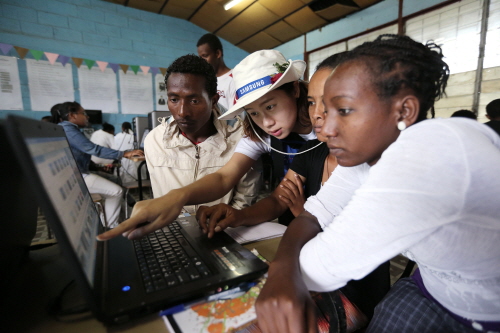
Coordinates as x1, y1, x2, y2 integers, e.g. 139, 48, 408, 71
165, 54, 217, 97
486, 99, 500, 118
196, 33, 223, 56
451, 109, 477, 120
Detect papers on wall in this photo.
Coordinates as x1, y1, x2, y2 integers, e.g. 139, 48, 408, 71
224, 222, 287, 244
154, 73, 168, 111
26, 59, 74, 111
119, 71, 152, 114
0, 56, 23, 110
78, 67, 118, 113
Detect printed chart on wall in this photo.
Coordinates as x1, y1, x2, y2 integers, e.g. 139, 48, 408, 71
155, 73, 168, 111
26, 59, 74, 111
0, 56, 23, 110
78, 66, 118, 113
119, 71, 152, 114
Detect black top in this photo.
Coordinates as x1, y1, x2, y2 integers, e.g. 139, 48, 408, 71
289, 139, 329, 198
485, 120, 500, 136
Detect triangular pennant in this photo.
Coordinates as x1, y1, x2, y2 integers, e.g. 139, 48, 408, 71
44, 52, 59, 65
151, 67, 160, 76
140, 66, 150, 75
96, 61, 108, 72
14, 46, 29, 59
0, 43, 13, 55
109, 63, 119, 73
59, 55, 70, 66
72, 57, 83, 68
130, 65, 139, 74
84, 59, 95, 69
120, 64, 129, 74
30, 50, 44, 60
160, 67, 167, 76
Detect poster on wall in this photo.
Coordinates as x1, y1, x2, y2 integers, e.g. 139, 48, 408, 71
0, 56, 23, 110
79, 66, 118, 113
26, 59, 74, 111
119, 71, 153, 114
155, 74, 168, 111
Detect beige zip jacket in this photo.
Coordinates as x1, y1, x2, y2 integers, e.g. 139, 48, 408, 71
144, 108, 262, 215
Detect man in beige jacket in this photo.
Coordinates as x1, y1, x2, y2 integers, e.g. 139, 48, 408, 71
144, 54, 261, 215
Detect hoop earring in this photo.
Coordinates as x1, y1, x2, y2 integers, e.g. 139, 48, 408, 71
397, 121, 406, 131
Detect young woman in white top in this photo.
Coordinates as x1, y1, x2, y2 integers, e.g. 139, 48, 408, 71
255, 34, 500, 333
97, 50, 317, 240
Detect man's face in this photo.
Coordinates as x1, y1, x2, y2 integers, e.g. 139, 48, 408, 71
197, 43, 220, 70
166, 73, 217, 135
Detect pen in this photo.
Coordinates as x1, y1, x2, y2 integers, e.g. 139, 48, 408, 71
159, 281, 257, 317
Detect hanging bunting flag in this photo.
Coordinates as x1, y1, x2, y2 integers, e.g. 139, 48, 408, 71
0, 43, 13, 55
130, 65, 139, 74
160, 67, 167, 76
96, 61, 108, 72
59, 55, 70, 66
120, 64, 129, 74
14, 46, 29, 59
30, 50, 44, 60
109, 63, 119, 73
84, 59, 95, 69
44, 52, 59, 65
140, 66, 150, 75
72, 57, 83, 68
151, 67, 160, 76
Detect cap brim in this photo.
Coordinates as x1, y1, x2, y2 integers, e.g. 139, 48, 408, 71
219, 59, 306, 120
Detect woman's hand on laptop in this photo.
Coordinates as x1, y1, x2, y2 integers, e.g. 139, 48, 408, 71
196, 204, 244, 239
96, 191, 185, 241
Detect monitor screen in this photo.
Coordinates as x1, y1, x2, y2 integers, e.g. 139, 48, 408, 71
85, 109, 103, 125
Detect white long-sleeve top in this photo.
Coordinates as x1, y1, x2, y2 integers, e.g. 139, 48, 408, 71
301, 118, 500, 322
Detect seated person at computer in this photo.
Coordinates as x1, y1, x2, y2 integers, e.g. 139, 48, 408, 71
90, 122, 118, 180
143, 54, 261, 215
255, 35, 500, 333
113, 121, 139, 184
51, 102, 144, 228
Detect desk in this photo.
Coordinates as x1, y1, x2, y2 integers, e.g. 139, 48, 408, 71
4, 238, 280, 332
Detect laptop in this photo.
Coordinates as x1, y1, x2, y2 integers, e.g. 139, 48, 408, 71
3, 115, 268, 325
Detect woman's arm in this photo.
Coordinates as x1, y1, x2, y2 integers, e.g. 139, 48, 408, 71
196, 169, 306, 237
97, 152, 256, 240
255, 211, 322, 333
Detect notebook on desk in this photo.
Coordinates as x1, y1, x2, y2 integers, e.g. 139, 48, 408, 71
4, 115, 268, 325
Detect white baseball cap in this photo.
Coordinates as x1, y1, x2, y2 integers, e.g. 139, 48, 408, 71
219, 49, 306, 120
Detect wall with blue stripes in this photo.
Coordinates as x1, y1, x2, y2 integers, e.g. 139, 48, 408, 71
0, 0, 249, 129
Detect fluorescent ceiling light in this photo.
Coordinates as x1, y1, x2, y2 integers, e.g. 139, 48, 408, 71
224, 0, 244, 10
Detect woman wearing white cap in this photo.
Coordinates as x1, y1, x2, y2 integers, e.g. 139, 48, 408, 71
98, 50, 321, 241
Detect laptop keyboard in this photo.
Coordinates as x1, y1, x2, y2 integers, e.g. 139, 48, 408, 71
134, 222, 212, 293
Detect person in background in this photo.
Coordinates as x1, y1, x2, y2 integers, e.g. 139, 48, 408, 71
51, 102, 144, 228
450, 109, 477, 120
113, 122, 139, 184
485, 98, 500, 135
90, 122, 115, 165
197, 33, 236, 111
255, 34, 500, 333
97, 49, 316, 241
142, 54, 261, 215
41, 115, 52, 122
197, 54, 390, 330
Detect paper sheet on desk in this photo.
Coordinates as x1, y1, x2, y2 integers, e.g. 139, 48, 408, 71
224, 222, 286, 244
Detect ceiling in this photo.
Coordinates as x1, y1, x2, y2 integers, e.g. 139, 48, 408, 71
102, 0, 385, 53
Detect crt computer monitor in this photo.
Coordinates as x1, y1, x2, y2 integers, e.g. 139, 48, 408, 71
85, 110, 102, 125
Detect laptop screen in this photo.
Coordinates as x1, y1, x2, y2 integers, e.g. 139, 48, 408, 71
25, 136, 99, 286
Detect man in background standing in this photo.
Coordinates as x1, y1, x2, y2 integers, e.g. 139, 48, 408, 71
485, 98, 500, 136
197, 33, 236, 112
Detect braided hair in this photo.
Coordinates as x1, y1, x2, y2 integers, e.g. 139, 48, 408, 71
50, 101, 82, 124
338, 34, 449, 122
